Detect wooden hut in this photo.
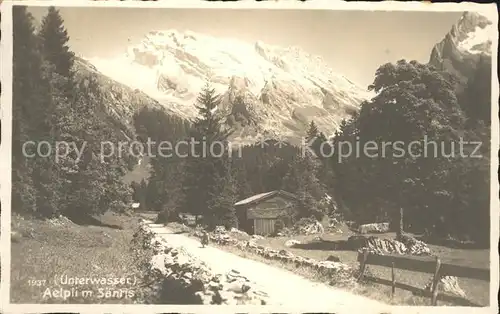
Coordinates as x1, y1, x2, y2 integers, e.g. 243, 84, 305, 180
234, 190, 298, 236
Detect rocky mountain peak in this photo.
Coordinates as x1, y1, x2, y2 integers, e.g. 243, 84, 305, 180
429, 11, 494, 89
89, 29, 373, 144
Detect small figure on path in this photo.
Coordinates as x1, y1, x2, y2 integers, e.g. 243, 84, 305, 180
201, 230, 210, 248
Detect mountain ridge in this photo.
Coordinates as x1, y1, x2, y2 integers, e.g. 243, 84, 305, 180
88, 30, 373, 144
74, 11, 494, 145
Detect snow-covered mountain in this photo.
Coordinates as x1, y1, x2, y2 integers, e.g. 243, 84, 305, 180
89, 30, 372, 144
429, 11, 494, 88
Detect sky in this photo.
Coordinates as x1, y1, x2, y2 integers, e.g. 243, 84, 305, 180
28, 7, 462, 88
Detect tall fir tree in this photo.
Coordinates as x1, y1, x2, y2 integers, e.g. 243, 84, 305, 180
181, 83, 231, 225
306, 120, 328, 158
306, 120, 319, 141
39, 6, 75, 95
12, 6, 40, 214
12, 6, 62, 216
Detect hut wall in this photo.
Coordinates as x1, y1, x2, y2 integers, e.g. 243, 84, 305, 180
254, 218, 276, 236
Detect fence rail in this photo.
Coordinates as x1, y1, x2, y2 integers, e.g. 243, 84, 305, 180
356, 251, 489, 281
356, 249, 489, 305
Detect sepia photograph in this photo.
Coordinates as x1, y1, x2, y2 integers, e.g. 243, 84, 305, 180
1, 1, 498, 312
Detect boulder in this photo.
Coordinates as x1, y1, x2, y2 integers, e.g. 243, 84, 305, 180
358, 222, 390, 234
316, 261, 351, 272
208, 280, 222, 291
226, 269, 246, 282
349, 234, 430, 257
278, 249, 294, 258
196, 290, 216, 304
230, 228, 249, 237
440, 276, 466, 298
364, 237, 407, 255
293, 256, 306, 265
284, 239, 301, 247
424, 276, 466, 298
399, 234, 431, 256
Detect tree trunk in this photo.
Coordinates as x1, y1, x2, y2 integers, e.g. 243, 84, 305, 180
397, 207, 404, 240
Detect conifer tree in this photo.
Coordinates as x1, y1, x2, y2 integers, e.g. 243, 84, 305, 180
181, 83, 231, 225
306, 120, 319, 141
39, 6, 75, 98
12, 6, 61, 216
306, 120, 327, 157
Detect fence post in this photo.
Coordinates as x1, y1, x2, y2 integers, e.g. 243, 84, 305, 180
431, 256, 441, 305
357, 248, 369, 281
391, 261, 396, 298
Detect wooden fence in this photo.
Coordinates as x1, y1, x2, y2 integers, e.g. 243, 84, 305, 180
357, 249, 489, 305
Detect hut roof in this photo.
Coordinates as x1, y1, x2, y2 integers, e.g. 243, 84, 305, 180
234, 190, 297, 207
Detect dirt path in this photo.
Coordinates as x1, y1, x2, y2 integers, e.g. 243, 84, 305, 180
145, 221, 388, 308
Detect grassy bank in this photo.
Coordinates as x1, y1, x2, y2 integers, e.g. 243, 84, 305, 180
10, 212, 154, 304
